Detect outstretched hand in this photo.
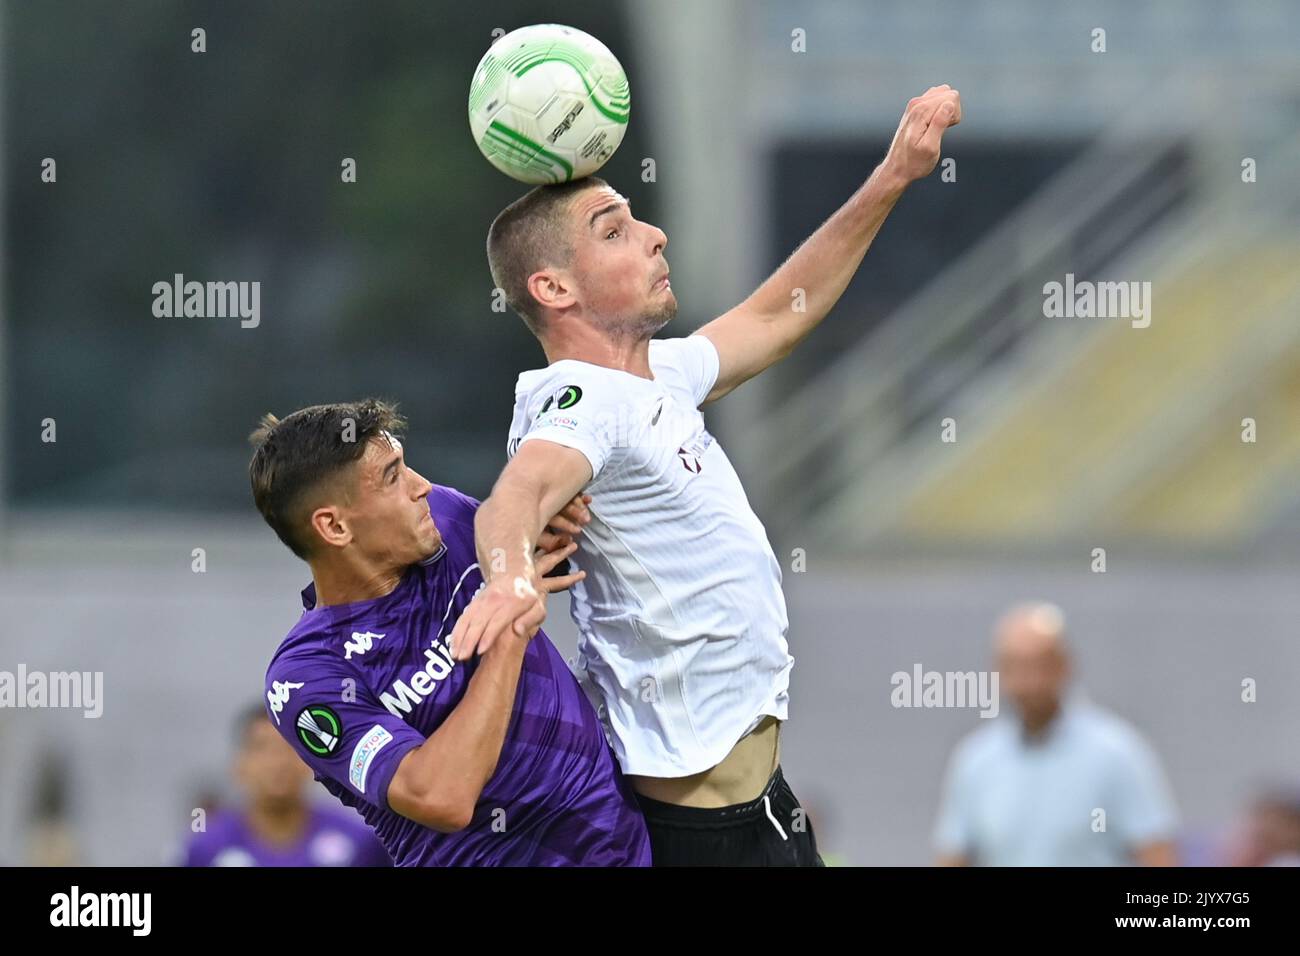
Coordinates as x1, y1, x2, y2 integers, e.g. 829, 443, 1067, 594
883, 85, 962, 184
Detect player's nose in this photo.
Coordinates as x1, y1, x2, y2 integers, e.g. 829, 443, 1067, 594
646, 221, 667, 256
410, 468, 433, 498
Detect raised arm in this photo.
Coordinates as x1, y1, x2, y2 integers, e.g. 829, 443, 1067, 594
696, 85, 961, 403
388, 536, 581, 831
448, 438, 593, 662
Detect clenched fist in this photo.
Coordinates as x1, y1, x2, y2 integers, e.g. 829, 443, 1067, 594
883, 85, 962, 184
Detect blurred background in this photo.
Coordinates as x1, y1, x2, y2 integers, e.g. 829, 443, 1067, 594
2, 0, 1299, 865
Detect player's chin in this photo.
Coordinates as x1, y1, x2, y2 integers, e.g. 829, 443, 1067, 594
418, 524, 442, 557
644, 295, 677, 330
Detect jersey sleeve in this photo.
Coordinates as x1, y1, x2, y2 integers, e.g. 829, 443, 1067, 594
649, 335, 721, 407
517, 369, 622, 481
264, 651, 426, 814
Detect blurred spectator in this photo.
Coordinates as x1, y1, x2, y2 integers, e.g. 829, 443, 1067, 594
1215, 786, 1300, 867
933, 602, 1179, 866
25, 754, 80, 866
182, 704, 391, 867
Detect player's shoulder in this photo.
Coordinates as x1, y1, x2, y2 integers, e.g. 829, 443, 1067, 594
267, 612, 335, 670
649, 335, 720, 405
423, 483, 482, 564
648, 334, 715, 368
514, 359, 627, 410
264, 617, 355, 701
426, 483, 480, 523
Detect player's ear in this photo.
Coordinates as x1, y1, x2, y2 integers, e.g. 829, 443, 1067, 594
309, 504, 352, 551
527, 269, 576, 313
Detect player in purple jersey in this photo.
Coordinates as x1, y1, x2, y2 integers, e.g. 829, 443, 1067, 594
183, 705, 392, 867
248, 399, 650, 866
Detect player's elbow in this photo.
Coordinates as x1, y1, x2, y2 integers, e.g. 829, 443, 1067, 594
422, 799, 475, 833
389, 757, 477, 832
400, 787, 476, 833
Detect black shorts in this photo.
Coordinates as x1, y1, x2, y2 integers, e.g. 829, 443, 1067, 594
633, 765, 824, 867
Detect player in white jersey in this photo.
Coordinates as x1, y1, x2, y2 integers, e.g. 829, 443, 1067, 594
452, 86, 962, 865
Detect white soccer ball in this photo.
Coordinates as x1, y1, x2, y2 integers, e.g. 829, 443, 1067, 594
468, 24, 630, 184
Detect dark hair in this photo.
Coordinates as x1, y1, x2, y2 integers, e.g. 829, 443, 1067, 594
248, 398, 406, 560
486, 176, 608, 332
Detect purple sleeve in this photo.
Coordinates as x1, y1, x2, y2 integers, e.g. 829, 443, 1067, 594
265, 651, 426, 814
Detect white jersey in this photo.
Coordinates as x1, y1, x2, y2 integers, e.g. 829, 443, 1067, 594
507, 335, 792, 777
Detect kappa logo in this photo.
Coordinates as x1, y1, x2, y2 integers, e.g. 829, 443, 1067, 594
343, 631, 385, 660
267, 680, 304, 725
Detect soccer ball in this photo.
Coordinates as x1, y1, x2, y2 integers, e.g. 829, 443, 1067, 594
468, 24, 630, 184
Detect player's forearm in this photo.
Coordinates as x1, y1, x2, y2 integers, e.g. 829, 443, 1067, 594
475, 463, 581, 583
473, 477, 548, 583
742, 162, 908, 351
402, 635, 527, 828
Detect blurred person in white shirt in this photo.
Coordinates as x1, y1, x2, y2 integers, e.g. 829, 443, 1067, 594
933, 602, 1179, 866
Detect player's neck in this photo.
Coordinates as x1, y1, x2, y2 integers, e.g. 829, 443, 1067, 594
541, 328, 653, 379
309, 557, 406, 608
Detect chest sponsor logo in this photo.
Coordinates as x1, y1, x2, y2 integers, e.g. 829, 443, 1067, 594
267, 680, 304, 725
343, 631, 384, 660
379, 639, 457, 718
676, 430, 714, 474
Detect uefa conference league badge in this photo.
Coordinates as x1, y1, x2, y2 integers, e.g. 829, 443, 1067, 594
296, 705, 343, 756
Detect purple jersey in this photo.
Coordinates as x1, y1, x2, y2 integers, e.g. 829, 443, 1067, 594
183, 805, 391, 867
264, 484, 650, 866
